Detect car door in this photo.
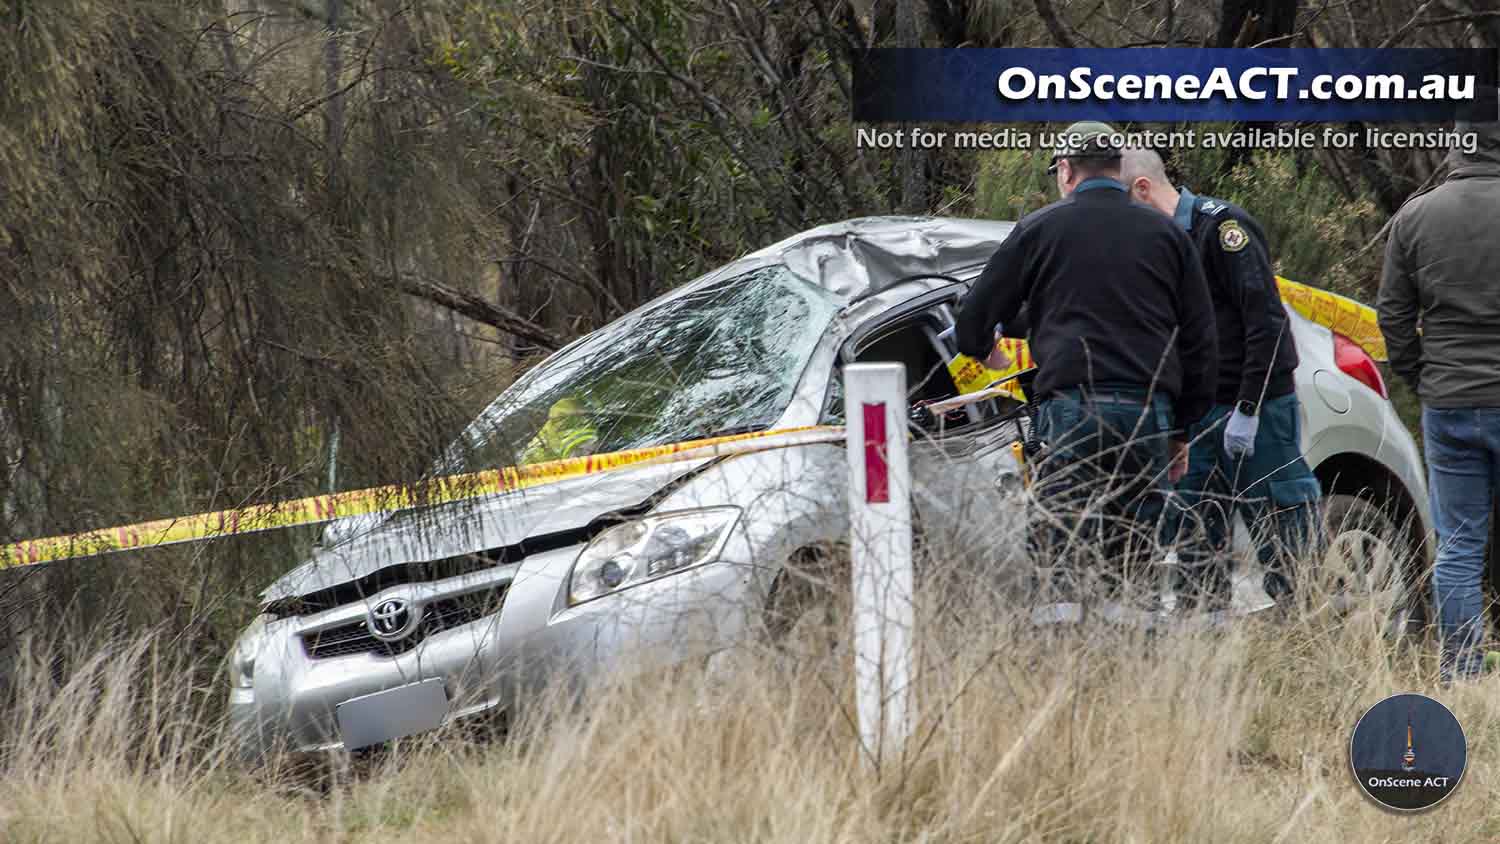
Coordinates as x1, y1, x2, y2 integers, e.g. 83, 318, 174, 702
821, 294, 1028, 559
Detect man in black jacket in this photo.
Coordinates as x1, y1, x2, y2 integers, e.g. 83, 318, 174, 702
1121, 147, 1322, 614
955, 122, 1218, 606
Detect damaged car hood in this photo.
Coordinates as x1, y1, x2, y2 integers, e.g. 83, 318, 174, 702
259, 457, 717, 605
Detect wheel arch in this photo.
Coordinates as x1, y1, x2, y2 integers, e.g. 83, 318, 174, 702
1313, 451, 1431, 567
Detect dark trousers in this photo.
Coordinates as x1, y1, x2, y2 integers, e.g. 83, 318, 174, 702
1028, 388, 1175, 601
1162, 392, 1322, 608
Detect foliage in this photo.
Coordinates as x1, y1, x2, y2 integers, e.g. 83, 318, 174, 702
1, 0, 1493, 661
437, 0, 893, 323
0, 1, 515, 642
975, 140, 1388, 296
1173, 142, 1386, 297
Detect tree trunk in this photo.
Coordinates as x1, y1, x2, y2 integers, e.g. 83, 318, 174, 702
1216, 0, 1297, 174
896, 0, 927, 213
1216, 0, 1297, 47
1033, 0, 1077, 48
324, 0, 345, 207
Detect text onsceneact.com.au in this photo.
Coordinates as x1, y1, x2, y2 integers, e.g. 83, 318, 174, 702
995, 67, 1478, 102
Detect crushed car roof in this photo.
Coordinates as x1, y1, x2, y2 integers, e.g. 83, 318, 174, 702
741, 216, 1016, 300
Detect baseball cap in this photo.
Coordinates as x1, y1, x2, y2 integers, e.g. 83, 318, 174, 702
1047, 121, 1123, 174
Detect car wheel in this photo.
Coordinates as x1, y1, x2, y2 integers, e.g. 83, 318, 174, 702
1317, 493, 1427, 638
763, 545, 849, 663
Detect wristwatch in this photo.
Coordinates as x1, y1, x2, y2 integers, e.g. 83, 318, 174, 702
1236, 399, 1258, 417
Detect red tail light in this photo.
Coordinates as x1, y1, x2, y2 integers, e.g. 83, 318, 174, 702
1333, 332, 1387, 399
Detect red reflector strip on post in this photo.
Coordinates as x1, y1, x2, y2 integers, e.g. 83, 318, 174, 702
863, 402, 889, 503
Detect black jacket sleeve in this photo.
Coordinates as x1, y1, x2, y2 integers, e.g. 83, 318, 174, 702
955, 226, 1029, 359
1172, 232, 1219, 433
1377, 213, 1423, 394
1214, 217, 1289, 409
1002, 303, 1032, 339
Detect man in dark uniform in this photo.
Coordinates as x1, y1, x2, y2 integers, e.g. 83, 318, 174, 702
1121, 147, 1323, 612
955, 123, 1218, 608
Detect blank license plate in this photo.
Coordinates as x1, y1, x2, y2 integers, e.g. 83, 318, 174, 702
336, 678, 448, 750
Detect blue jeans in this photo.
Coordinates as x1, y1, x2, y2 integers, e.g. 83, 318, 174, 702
1422, 406, 1500, 681
1029, 388, 1174, 599
1163, 393, 1323, 608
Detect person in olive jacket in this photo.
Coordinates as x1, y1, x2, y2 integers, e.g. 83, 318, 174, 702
1378, 105, 1500, 682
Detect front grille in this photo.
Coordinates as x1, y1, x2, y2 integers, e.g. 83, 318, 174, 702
301, 585, 508, 660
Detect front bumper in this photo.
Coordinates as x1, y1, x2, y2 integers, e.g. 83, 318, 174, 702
228, 539, 759, 760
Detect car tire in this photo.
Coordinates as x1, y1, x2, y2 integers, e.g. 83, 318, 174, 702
1317, 492, 1428, 639
763, 545, 850, 662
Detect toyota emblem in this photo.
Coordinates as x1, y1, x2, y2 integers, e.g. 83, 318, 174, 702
369, 598, 414, 640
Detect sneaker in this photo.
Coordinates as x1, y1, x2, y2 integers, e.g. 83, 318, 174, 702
1096, 598, 1171, 631
1030, 602, 1084, 626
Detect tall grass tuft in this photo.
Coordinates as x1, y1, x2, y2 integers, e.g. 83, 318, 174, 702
2, 511, 1495, 843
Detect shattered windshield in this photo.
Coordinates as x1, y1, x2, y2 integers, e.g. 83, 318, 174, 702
443, 264, 839, 472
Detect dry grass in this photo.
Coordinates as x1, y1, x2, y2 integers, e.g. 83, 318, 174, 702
2, 549, 1496, 844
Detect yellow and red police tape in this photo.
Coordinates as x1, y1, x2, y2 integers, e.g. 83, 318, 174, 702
1, 278, 1384, 570
946, 275, 1386, 400
0, 426, 847, 570
1275, 276, 1386, 362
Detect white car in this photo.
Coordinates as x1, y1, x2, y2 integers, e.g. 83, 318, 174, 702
227, 216, 1432, 760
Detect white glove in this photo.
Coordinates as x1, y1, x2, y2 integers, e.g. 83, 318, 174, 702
1223, 408, 1258, 459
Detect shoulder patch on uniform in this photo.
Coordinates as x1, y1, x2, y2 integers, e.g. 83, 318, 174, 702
1219, 219, 1249, 252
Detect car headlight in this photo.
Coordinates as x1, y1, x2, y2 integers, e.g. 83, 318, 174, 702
228, 613, 273, 690
567, 507, 740, 606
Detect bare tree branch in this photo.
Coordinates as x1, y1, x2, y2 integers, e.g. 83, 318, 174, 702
1377, 0, 1439, 48
1393, 10, 1500, 34
1328, 161, 1448, 276
1250, 0, 1333, 47
393, 274, 565, 351
494, 256, 628, 318
1441, 0, 1500, 46
1032, 0, 1077, 47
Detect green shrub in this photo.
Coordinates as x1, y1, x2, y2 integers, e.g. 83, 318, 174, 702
973, 131, 1387, 302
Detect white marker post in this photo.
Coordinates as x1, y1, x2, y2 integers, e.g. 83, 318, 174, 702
843, 362, 915, 767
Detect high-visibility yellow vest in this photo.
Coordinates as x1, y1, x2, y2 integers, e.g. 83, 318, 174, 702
522, 399, 600, 464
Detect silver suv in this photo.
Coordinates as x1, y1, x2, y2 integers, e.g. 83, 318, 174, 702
227, 217, 1432, 760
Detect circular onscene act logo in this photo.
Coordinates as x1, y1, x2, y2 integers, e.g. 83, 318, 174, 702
1350, 693, 1467, 812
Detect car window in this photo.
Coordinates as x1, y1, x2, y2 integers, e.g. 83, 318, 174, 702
821, 307, 1007, 433
442, 265, 840, 471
